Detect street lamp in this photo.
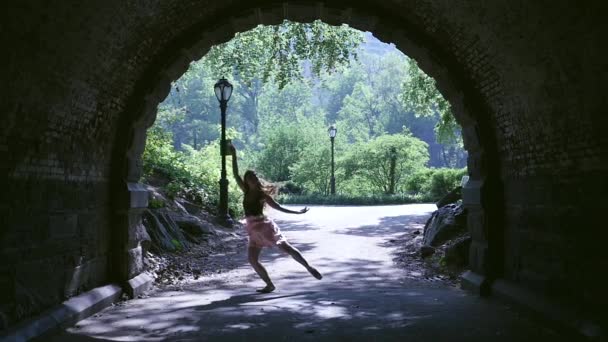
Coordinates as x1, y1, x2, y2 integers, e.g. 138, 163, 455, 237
214, 77, 233, 226
328, 125, 337, 195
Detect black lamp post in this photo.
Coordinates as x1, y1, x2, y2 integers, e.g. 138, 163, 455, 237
328, 125, 337, 195
214, 77, 233, 226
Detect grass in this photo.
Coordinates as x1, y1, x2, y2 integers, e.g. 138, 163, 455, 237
277, 193, 434, 206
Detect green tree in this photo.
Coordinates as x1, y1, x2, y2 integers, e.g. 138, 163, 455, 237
290, 143, 332, 195
341, 133, 429, 194
251, 112, 327, 182
400, 59, 459, 144
203, 20, 364, 88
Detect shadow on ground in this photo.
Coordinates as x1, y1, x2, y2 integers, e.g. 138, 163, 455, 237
45, 205, 571, 342
48, 255, 567, 342
335, 214, 428, 238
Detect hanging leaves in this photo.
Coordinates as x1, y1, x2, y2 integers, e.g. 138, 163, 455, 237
203, 20, 363, 89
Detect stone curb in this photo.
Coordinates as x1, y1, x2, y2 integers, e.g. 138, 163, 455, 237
0, 284, 122, 342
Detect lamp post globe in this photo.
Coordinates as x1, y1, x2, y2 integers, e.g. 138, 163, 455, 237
214, 77, 233, 102
328, 125, 337, 195
328, 125, 337, 138
215, 77, 233, 226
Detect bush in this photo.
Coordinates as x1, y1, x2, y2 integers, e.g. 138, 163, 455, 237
277, 193, 433, 205
279, 181, 305, 195
404, 168, 434, 195
428, 168, 467, 200
142, 127, 244, 217
405, 167, 467, 200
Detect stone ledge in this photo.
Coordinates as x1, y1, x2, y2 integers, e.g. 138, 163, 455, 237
460, 270, 490, 296
125, 272, 153, 298
0, 284, 122, 342
492, 279, 606, 341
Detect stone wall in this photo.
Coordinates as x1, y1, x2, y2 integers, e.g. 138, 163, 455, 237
1, 0, 606, 329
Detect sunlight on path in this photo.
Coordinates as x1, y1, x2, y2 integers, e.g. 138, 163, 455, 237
48, 204, 564, 342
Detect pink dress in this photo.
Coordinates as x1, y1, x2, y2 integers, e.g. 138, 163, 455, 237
244, 216, 287, 248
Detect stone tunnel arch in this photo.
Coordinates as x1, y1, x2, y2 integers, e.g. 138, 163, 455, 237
4, 0, 605, 333
110, 2, 502, 296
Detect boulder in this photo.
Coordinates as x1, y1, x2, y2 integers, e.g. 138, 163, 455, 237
422, 203, 466, 247
435, 186, 462, 208
142, 209, 191, 252
444, 236, 472, 267
175, 198, 204, 216
171, 214, 214, 236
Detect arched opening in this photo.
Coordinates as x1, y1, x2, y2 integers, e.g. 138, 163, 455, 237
109, 2, 501, 299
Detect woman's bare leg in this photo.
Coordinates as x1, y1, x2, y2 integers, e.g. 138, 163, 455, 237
248, 246, 275, 293
277, 242, 322, 280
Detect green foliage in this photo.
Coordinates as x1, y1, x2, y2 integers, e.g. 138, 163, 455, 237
290, 143, 332, 195
148, 198, 165, 209
142, 24, 469, 211
277, 193, 431, 205
405, 167, 467, 200
400, 59, 459, 145
142, 127, 244, 217
428, 168, 467, 200
340, 133, 429, 194
171, 239, 182, 251
404, 168, 435, 195
204, 20, 364, 89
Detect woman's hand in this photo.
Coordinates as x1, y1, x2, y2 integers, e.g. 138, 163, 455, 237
228, 144, 237, 156
299, 207, 310, 214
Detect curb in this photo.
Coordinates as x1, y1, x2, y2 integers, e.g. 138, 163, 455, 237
0, 284, 122, 342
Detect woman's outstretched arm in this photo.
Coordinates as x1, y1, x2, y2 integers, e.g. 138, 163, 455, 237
229, 145, 246, 192
264, 194, 309, 215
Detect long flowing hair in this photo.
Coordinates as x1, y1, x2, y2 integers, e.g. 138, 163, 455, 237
244, 170, 277, 197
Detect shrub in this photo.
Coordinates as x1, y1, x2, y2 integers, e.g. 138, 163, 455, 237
148, 198, 165, 209
142, 128, 244, 217
404, 168, 434, 195
405, 167, 467, 200
277, 193, 432, 206
428, 168, 467, 200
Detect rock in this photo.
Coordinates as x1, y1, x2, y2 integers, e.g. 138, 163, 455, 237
435, 186, 462, 208
175, 198, 205, 216
172, 214, 214, 236
422, 203, 466, 247
132, 222, 152, 251
444, 236, 472, 267
420, 245, 436, 258
142, 209, 191, 252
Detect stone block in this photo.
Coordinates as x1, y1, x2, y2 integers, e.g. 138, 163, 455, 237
468, 240, 488, 275
462, 179, 482, 206
128, 220, 151, 250
127, 182, 148, 209
125, 273, 153, 299
126, 246, 143, 279
460, 270, 488, 296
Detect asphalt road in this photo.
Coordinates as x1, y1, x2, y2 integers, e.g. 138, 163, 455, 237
47, 204, 567, 341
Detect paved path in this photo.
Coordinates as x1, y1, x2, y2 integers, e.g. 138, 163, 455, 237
48, 204, 566, 341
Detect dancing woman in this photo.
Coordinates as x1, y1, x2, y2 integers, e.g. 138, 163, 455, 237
229, 144, 322, 293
